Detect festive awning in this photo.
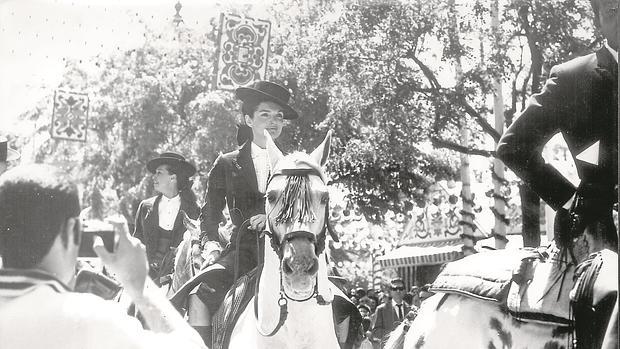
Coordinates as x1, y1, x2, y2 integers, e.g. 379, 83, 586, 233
377, 239, 463, 268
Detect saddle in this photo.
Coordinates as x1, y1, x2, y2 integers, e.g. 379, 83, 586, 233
430, 245, 576, 327
211, 267, 258, 349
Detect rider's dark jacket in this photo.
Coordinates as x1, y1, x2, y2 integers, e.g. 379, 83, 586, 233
133, 194, 200, 281
496, 46, 618, 349
497, 47, 618, 211
199, 140, 265, 277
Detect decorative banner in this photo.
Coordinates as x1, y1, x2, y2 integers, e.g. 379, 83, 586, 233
215, 13, 271, 90
51, 90, 89, 142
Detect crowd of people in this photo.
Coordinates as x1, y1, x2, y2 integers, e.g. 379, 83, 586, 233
341, 279, 436, 348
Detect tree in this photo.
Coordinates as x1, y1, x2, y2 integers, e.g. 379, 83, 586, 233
22, 22, 240, 200
267, 0, 460, 222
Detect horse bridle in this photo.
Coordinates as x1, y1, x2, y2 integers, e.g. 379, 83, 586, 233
262, 167, 338, 259
253, 167, 338, 337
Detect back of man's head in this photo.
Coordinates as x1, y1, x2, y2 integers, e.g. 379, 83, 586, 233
0, 165, 80, 268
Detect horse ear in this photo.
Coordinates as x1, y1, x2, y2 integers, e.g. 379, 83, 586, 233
265, 130, 284, 169
310, 131, 332, 167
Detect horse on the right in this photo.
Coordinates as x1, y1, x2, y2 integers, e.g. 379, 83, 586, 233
386, 222, 617, 349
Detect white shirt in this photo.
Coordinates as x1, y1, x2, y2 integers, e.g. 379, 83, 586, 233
605, 41, 618, 63
0, 270, 205, 349
392, 299, 405, 320
251, 142, 271, 193
158, 194, 181, 230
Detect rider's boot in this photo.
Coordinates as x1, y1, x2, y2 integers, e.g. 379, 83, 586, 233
188, 293, 213, 347
192, 326, 212, 347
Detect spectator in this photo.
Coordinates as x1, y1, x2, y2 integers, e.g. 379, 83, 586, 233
359, 317, 374, 349
367, 288, 377, 299
378, 291, 389, 305
366, 295, 379, 313
358, 303, 371, 318
410, 286, 421, 308
355, 287, 367, 299
0, 164, 206, 349
371, 278, 411, 348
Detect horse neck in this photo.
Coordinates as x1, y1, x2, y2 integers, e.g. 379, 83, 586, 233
255, 235, 336, 340
569, 232, 616, 265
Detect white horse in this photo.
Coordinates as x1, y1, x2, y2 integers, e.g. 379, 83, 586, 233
386, 227, 618, 349
167, 213, 203, 297
225, 131, 341, 349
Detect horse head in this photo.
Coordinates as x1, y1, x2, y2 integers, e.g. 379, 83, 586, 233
263, 130, 335, 301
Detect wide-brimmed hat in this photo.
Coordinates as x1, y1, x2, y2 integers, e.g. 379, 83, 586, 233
235, 81, 299, 120
0, 138, 20, 162
147, 152, 196, 177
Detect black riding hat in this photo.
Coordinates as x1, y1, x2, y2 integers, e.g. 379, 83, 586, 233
235, 81, 299, 120
147, 152, 196, 177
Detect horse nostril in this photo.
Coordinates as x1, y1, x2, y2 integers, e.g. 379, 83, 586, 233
283, 258, 294, 274
305, 258, 319, 275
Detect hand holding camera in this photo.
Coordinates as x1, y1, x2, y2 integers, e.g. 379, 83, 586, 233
92, 215, 149, 298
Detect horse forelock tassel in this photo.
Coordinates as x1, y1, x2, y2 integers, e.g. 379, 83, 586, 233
274, 175, 317, 225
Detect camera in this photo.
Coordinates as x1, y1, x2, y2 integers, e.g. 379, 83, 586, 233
79, 219, 116, 257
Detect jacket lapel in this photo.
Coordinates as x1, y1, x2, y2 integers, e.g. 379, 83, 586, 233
144, 195, 162, 257
171, 198, 191, 238
387, 303, 396, 324
145, 195, 161, 231
237, 141, 259, 193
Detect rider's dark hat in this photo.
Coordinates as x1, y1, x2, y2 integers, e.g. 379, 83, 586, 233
235, 81, 299, 120
147, 152, 196, 177
0, 138, 20, 162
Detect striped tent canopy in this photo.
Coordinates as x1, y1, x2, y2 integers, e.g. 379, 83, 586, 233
378, 239, 463, 268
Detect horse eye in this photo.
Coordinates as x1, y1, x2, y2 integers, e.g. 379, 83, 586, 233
267, 192, 277, 203
320, 194, 329, 204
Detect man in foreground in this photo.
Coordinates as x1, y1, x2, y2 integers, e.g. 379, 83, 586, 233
0, 164, 206, 349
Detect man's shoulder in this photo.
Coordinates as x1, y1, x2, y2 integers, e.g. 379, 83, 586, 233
376, 302, 390, 311
553, 52, 598, 77
54, 291, 139, 327
139, 196, 158, 209
220, 148, 241, 160
212, 149, 241, 167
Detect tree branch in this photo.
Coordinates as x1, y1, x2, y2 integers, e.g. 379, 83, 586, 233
431, 137, 495, 157
457, 96, 501, 141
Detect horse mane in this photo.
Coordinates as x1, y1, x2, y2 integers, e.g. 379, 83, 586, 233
273, 175, 317, 224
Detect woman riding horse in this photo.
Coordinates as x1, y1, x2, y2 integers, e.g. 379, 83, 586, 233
133, 152, 200, 287
225, 131, 343, 348
171, 81, 300, 345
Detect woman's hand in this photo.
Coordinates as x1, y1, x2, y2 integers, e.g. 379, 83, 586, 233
249, 214, 266, 232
